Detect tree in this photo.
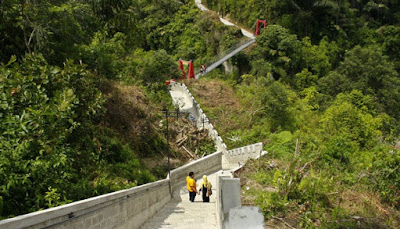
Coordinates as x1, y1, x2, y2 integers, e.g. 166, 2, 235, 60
318, 45, 400, 119
252, 25, 302, 83
126, 49, 180, 84
0, 54, 103, 217
300, 37, 332, 78
261, 81, 295, 131
294, 68, 318, 91
320, 90, 383, 148
0, 0, 99, 65
87, 0, 142, 41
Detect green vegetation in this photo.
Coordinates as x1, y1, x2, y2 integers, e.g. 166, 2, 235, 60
0, 0, 231, 219
2, 0, 400, 227
192, 0, 400, 227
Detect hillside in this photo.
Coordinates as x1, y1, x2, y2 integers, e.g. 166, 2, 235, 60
2, 0, 400, 227
188, 76, 400, 228
0, 0, 232, 219
188, 0, 400, 227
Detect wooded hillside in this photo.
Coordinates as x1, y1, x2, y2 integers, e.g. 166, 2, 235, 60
0, 0, 232, 219
195, 0, 400, 227
2, 0, 400, 227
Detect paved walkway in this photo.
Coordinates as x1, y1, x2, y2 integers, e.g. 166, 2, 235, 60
140, 172, 219, 229
169, 89, 197, 115
194, 0, 255, 39
143, 4, 259, 227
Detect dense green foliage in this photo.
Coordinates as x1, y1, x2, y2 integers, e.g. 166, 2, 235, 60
2, 0, 400, 226
0, 0, 238, 219
0, 54, 155, 217
195, 0, 400, 227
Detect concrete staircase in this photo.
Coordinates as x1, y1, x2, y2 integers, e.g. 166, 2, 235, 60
141, 172, 219, 229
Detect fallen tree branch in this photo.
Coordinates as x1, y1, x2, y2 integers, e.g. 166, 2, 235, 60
182, 145, 196, 159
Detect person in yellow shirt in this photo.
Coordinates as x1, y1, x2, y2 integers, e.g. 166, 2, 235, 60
199, 175, 212, 202
186, 171, 199, 202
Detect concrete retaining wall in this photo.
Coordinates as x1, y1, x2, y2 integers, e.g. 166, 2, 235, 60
220, 178, 241, 218
225, 142, 264, 165
216, 168, 265, 229
0, 180, 170, 229
0, 150, 223, 229
216, 172, 232, 229
170, 151, 222, 190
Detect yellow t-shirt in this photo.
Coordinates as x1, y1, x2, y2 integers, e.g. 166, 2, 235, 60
186, 176, 196, 192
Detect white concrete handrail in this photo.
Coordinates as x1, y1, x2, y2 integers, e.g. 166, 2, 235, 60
225, 142, 266, 165
0, 150, 225, 229
169, 151, 222, 190
0, 180, 171, 229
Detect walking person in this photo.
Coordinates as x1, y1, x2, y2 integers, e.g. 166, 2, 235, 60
199, 175, 212, 202
186, 171, 199, 202
200, 63, 207, 73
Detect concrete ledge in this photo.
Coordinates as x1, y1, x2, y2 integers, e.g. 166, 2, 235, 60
170, 151, 222, 190
216, 172, 233, 229
0, 180, 170, 229
225, 142, 263, 164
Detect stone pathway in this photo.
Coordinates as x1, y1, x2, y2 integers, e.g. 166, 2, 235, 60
169, 89, 197, 115
140, 172, 219, 229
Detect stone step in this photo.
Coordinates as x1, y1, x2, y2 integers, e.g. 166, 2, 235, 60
140, 172, 218, 229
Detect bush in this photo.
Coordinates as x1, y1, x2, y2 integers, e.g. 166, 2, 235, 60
371, 150, 400, 209
265, 131, 295, 159
256, 191, 288, 218
81, 32, 127, 79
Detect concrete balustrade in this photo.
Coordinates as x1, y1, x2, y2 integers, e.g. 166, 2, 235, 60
170, 82, 265, 166
225, 142, 266, 165
0, 180, 171, 229
216, 168, 264, 229
0, 151, 224, 229
169, 151, 222, 190
170, 82, 228, 153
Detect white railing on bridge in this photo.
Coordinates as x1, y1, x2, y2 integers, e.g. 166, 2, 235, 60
195, 39, 256, 79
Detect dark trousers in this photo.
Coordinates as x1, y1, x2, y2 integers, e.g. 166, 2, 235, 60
189, 192, 196, 202
202, 188, 210, 202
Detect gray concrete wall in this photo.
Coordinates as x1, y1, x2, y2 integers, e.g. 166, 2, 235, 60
220, 177, 241, 219
0, 133, 222, 229
216, 172, 233, 229
0, 150, 223, 229
169, 151, 222, 191
216, 168, 265, 229
0, 180, 170, 229
224, 142, 265, 167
